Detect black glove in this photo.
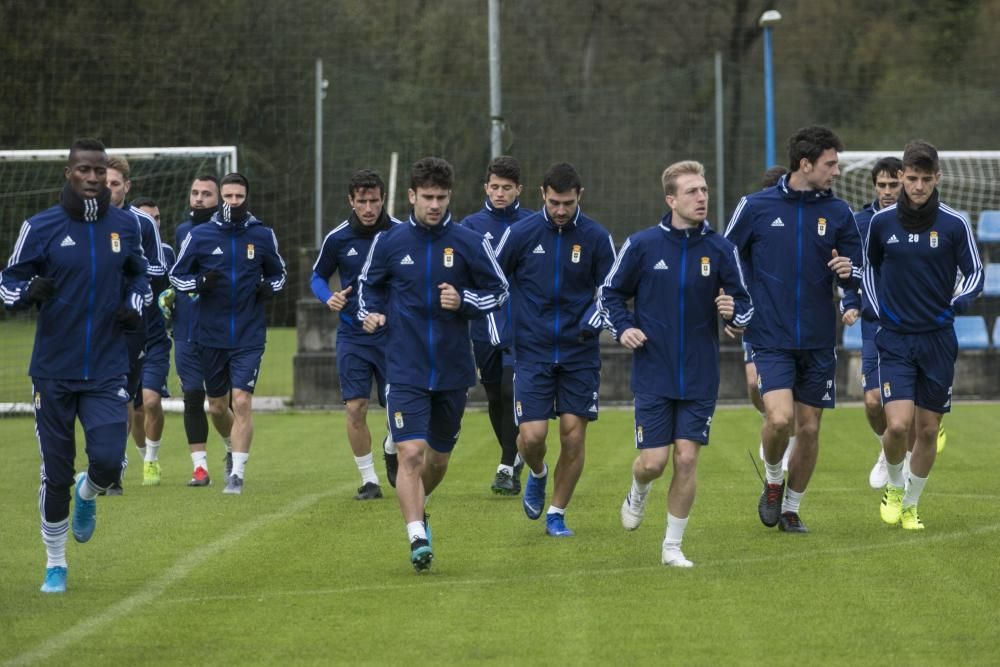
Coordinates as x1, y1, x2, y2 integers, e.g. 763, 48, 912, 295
122, 253, 147, 277
116, 307, 143, 332
197, 270, 223, 294
256, 281, 274, 303
26, 276, 57, 303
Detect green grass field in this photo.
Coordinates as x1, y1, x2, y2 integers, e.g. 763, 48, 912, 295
1, 405, 998, 665
0, 320, 296, 402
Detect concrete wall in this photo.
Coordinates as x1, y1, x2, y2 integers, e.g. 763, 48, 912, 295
293, 297, 1000, 408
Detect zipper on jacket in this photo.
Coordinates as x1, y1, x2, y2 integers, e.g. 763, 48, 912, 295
553, 228, 562, 364
678, 236, 688, 398
84, 224, 96, 379
230, 232, 237, 347
425, 236, 436, 390
795, 202, 803, 347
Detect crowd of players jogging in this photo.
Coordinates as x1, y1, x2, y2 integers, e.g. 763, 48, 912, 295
3, 124, 982, 590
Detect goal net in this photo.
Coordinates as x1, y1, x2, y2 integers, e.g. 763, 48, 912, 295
0, 146, 236, 412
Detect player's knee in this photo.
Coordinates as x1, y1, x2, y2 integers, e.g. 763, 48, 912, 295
767, 412, 794, 434
884, 418, 908, 440
637, 455, 667, 478
796, 420, 820, 441
673, 448, 699, 475
231, 390, 252, 414
83, 423, 126, 481
206, 395, 229, 418
344, 398, 368, 425
183, 391, 209, 443
863, 391, 883, 415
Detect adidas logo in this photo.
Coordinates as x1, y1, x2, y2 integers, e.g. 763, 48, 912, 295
589, 403, 598, 413
138, 350, 145, 360
60, 235, 76, 247
887, 234, 899, 244
247, 379, 255, 387
212, 247, 224, 255
117, 388, 129, 399
346, 247, 358, 257
400, 254, 414, 265
822, 392, 831, 401
653, 259, 669, 270
484, 232, 493, 240
532, 244, 545, 254
771, 218, 785, 227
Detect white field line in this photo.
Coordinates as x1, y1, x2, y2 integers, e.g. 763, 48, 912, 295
5, 487, 341, 667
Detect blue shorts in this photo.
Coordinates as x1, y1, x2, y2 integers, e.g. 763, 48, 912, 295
337, 341, 386, 405
385, 384, 468, 453
876, 327, 957, 414
860, 318, 880, 393
513, 361, 600, 424
200, 345, 265, 397
752, 347, 836, 409
174, 339, 205, 392
634, 394, 716, 448
142, 334, 172, 398
473, 339, 503, 385
742, 340, 754, 364
33, 375, 129, 495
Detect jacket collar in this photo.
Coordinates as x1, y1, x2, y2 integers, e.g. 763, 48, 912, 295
541, 205, 581, 230
777, 173, 834, 202
409, 211, 452, 233
210, 211, 260, 230
484, 198, 522, 219
658, 212, 711, 239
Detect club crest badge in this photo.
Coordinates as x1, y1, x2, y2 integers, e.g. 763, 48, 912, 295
444, 247, 454, 267
515, 401, 522, 417
930, 231, 938, 248
34, 392, 41, 409
636, 425, 644, 444
883, 382, 892, 398
110, 232, 121, 253
394, 411, 404, 428
701, 256, 711, 276
817, 217, 827, 236
571, 244, 581, 264
247, 244, 255, 259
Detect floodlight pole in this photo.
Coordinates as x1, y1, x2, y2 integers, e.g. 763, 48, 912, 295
315, 58, 328, 249
759, 10, 782, 169
488, 0, 503, 158
714, 51, 725, 228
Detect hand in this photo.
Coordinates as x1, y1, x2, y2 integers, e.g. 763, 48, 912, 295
255, 281, 274, 303
842, 308, 860, 326
26, 276, 57, 303
619, 327, 647, 350
724, 323, 744, 339
438, 282, 460, 311
116, 307, 142, 332
715, 288, 735, 320
122, 253, 146, 277
197, 270, 223, 294
828, 249, 852, 279
327, 285, 352, 312
157, 287, 175, 321
363, 312, 386, 333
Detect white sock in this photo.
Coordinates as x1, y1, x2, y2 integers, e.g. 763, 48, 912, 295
77, 473, 101, 500
764, 461, 784, 485
903, 472, 928, 507
902, 451, 912, 479
41, 518, 69, 568
231, 452, 249, 478
497, 463, 514, 475
191, 451, 208, 471
144, 438, 160, 462
782, 488, 804, 513
531, 462, 548, 479
514, 452, 523, 467
355, 453, 379, 485
886, 459, 905, 488
547, 505, 565, 516
631, 477, 652, 498
383, 433, 397, 455
406, 521, 427, 543
222, 436, 233, 453
664, 512, 688, 548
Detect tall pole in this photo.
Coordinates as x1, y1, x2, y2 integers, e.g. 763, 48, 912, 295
488, 0, 503, 158
762, 27, 776, 168
714, 51, 725, 228
314, 58, 328, 249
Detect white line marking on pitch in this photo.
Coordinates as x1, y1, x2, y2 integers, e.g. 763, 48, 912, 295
155, 520, 1000, 605
5, 488, 341, 667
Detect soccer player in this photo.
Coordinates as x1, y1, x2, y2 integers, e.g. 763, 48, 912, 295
605, 161, 752, 567
170, 173, 286, 494
357, 157, 508, 571
311, 169, 397, 500
864, 140, 982, 530
725, 126, 863, 533
160, 176, 235, 486
105, 156, 168, 494
129, 196, 173, 486
495, 162, 617, 537
1, 138, 148, 593
855, 158, 948, 488
460, 155, 533, 495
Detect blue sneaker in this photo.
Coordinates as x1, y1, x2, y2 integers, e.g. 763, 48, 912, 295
410, 538, 433, 572
72, 472, 97, 543
545, 512, 574, 537
40, 566, 67, 593
522, 470, 547, 520
423, 512, 432, 549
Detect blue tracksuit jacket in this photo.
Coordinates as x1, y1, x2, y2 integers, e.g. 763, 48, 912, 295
356, 212, 509, 391
1, 202, 148, 379
602, 217, 753, 400
172, 217, 205, 344
169, 212, 286, 349
724, 175, 863, 349
310, 215, 400, 346
495, 206, 616, 368
863, 201, 983, 333
853, 200, 881, 326
460, 198, 534, 345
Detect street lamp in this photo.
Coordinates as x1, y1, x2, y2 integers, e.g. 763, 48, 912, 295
759, 9, 782, 169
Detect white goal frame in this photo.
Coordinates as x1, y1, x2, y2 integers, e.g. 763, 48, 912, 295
0, 146, 237, 173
